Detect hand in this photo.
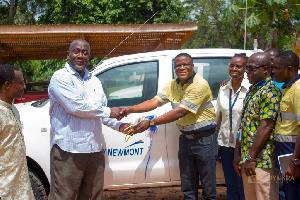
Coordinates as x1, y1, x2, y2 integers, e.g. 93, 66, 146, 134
120, 107, 130, 117
119, 123, 135, 135
220, 78, 230, 87
110, 107, 126, 120
243, 160, 256, 176
233, 151, 242, 176
132, 120, 150, 134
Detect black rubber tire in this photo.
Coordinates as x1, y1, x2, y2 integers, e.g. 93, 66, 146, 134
28, 169, 48, 200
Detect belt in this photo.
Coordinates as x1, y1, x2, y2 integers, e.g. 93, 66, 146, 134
184, 127, 216, 140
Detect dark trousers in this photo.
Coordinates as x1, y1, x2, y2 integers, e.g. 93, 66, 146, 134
220, 146, 245, 200
178, 132, 218, 200
49, 144, 105, 200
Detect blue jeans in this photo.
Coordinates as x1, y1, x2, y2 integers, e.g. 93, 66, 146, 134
219, 146, 245, 200
178, 131, 218, 200
284, 177, 300, 200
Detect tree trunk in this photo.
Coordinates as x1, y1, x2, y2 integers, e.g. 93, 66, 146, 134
8, 0, 18, 25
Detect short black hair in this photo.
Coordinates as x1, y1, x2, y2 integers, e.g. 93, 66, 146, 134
0, 64, 20, 88
233, 53, 248, 62
275, 51, 299, 71
175, 53, 193, 62
69, 39, 91, 55
265, 48, 282, 54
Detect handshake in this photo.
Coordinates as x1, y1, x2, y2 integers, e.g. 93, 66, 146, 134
110, 107, 153, 137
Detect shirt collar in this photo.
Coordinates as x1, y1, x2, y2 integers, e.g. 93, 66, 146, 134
65, 62, 91, 79
176, 72, 196, 84
0, 99, 12, 109
282, 74, 300, 89
249, 76, 272, 91
222, 78, 249, 91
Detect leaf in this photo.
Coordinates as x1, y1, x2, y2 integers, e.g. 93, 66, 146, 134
226, 4, 240, 18
247, 13, 261, 28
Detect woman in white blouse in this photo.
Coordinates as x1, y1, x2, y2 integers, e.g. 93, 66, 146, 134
216, 54, 250, 200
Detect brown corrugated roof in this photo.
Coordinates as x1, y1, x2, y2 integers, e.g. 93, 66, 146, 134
0, 23, 197, 62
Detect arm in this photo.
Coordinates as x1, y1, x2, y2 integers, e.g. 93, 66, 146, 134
132, 107, 190, 133
233, 138, 242, 176
128, 97, 163, 114
216, 111, 222, 134
49, 72, 118, 119
292, 127, 300, 159
244, 118, 275, 176
286, 126, 300, 177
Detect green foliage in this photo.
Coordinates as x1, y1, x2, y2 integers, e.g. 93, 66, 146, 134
38, 0, 185, 25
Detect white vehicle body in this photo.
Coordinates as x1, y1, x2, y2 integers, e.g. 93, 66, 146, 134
16, 48, 261, 197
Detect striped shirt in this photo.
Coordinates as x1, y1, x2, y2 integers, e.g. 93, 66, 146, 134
155, 73, 216, 134
49, 63, 122, 153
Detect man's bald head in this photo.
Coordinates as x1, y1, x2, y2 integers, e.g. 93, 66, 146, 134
249, 52, 271, 67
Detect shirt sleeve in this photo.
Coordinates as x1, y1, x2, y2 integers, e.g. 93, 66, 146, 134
102, 118, 123, 131
49, 71, 111, 119
155, 81, 172, 105
293, 84, 300, 126
260, 85, 281, 120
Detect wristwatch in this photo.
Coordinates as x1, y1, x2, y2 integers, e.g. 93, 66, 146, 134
149, 119, 155, 127
292, 158, 300, 165
245, 153, 256, 162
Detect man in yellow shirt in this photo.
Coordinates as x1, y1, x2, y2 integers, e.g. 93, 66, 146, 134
273, 51, 300, 200
121, 53, 217, 199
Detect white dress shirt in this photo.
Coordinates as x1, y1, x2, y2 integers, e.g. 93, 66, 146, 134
216, 78, 251, 148
49, 63, 122, 153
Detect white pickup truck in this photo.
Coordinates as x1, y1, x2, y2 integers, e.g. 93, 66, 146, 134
16, 48, 259, 199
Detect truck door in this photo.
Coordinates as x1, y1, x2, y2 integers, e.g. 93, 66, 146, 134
96, 60, 170, 186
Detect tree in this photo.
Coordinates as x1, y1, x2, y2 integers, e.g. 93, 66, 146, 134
226, 0, 300, 50
38, 0, 186, 25
182, 0, 246, 49
0, 0, 45, 25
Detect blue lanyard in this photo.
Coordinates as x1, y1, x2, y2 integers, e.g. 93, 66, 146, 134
229, 89, 240, 143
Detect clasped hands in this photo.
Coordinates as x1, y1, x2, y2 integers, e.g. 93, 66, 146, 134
110, 107, 151, 136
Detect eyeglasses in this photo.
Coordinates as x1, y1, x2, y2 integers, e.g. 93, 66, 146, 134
245, 65, 266, 72
229, 64, 244, 69
174, 64, 191, 68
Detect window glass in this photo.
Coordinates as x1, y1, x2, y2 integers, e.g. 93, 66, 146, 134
173, 57, 231, 99
96, 61, 158, 107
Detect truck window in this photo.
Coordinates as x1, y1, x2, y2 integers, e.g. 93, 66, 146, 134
173, 57, 231, 99
96, 61, 159, 107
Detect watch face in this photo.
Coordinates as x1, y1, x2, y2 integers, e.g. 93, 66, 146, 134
246, 155, 251, 160
150, 120, 155, 126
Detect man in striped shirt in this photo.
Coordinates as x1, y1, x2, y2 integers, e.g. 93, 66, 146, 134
121, 53, 217, 200
48, 39, 130, 200
273, 51, 300, 200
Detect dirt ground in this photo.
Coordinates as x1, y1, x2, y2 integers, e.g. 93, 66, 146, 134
103, 185, 227, 200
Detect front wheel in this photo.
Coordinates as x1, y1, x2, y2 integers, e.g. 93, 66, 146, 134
29, 169, 48, 200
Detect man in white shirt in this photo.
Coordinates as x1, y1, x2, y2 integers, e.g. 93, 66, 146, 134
48, 39, 130, 200
0, 64, 34, 199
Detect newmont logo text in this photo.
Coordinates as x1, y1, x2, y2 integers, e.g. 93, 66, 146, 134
102, 140, 145, 157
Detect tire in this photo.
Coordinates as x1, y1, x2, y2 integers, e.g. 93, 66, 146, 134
28, 169, 48, 200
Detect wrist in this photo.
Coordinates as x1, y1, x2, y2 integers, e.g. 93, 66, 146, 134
292, 158, 300, 165
245, 153, 256, 162
149, 118, 155, 127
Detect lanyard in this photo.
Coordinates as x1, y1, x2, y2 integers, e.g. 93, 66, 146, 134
229, 88, 240, 143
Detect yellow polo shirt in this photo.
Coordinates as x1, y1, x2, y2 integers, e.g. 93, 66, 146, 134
155, 73, 216, 134
274, 76, 300, 142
